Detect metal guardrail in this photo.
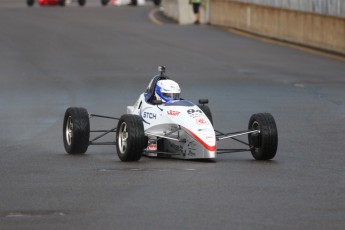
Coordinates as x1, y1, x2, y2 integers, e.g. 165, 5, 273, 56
234, 0, 345, 18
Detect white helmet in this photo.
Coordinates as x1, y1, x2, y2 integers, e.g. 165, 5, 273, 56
155, 79, 181, 102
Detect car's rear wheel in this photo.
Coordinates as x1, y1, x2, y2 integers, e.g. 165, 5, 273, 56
248, 113, 278, 160
101, 0, 109, 6
116, 114, 146, 161
27, 0, 35, 6
63, 107, 90, 154
198, 104, 213, 125
78, 0, 86, 6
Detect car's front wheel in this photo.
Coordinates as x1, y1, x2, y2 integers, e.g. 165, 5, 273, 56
248, 113, 278, 160
116, 114, 146, 161
63, 107, 90, 154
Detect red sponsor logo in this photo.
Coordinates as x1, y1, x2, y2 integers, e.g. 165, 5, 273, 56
147, 144, 157, 150
196, 118, 209, 125
167, 110, 180, 116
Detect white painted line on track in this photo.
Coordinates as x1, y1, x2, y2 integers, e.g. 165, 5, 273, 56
149, 8, 163, 25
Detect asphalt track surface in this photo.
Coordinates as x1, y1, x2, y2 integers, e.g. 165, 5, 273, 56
1, 1, 345, 230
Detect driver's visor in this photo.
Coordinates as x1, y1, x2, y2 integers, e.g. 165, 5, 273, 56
163, 93, 180, 99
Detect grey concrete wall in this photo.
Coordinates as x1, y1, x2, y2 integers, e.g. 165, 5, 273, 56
211, 0, 345, 55
233, 0, 345, 18
162, 0, 209, 24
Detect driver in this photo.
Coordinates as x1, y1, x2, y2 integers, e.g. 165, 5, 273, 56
155, 79, 181, 102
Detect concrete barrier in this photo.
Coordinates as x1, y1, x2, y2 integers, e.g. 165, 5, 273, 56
210, 0, 345, 55
162, 0, 345, 55
162, 0, 209, 24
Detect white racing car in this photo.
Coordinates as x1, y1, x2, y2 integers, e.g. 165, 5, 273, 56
63, 66, 278, 161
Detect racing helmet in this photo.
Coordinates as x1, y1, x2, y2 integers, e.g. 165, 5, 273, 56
155, 79, 181, 102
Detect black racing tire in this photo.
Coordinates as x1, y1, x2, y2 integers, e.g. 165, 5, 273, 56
59, 0, 66, 6
101, 0, 109, 6
248, 113, 278, 160
198, 104, 213, 125
78, 0, 86, 6
27, 0, 35, 7
63, 107, 90, 154
116, 114, 146, 161
130, 0, 137, 6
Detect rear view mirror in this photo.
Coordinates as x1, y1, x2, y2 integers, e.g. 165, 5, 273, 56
198, 99, 209, 105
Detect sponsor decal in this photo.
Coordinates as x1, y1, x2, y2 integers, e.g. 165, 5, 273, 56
167, 110, 180, 116
140, 108, 157, 125
187, 109, 204, 118
187, 109, 202, 115
147, 139, 157, 151
190, 114, 204, 118
147, 144, 157, 151
196, 118, 209, 126
142, 112, 156, 120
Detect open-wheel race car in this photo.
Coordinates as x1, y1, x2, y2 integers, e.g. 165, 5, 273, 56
63, 66, 278, 161
27, 0, 86, 7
